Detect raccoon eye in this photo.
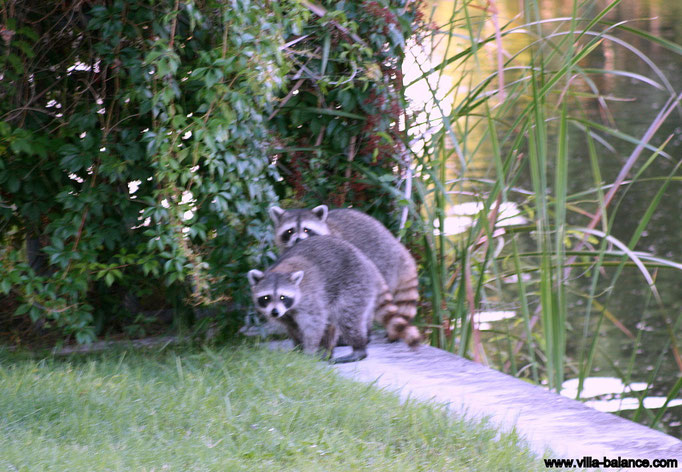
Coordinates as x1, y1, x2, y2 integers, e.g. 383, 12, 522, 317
280, 295, 293, 309
282, 228, 294, 243
257, 296, 270, 308
303, 227, 316, 236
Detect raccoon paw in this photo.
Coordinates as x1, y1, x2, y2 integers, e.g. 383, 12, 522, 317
329, 349, 367, 364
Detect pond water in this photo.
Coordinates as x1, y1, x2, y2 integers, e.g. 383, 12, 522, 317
407, 0, 682, 437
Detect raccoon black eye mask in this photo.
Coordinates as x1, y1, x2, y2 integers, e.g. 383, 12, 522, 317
282, 228, 294, 243
279, 295, 294, 308
248, 270, 302, 318
269, 205, 331, 248
257, 295, 270, 308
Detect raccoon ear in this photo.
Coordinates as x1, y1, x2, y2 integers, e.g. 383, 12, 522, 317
247, 270, 265, 286
311, 205, 328, 222
290, 270, 304, 286
269, 206, 285, 224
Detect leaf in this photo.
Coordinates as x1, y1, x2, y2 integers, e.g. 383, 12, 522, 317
13, 39, 36, 58
6, 176, 20, 193
0, 279, 11, 294
15, 304, 30, 316
321, 33, 330, 75
0, 121, 11, 136
10, 136, 33, 155
283, 106, 366, 120
573, 227, 662, 305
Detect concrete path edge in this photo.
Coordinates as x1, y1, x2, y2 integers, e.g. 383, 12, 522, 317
320, 340, 682, 463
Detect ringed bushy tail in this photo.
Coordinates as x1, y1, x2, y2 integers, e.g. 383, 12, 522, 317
393, 261, 419, 321
375, 279, 421, 348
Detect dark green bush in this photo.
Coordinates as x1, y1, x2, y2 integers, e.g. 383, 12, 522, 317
0, 0, 421, 343
271, 0, 421, 218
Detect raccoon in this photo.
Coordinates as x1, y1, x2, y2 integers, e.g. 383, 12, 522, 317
269, 205, 420, 347
247, 236, 394, 363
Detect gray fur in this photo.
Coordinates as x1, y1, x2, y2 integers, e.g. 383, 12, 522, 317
270, 206, 412, 292
248, 236, 381, 363
269, 205, 420, 345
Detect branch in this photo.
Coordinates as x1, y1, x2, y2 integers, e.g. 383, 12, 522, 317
301, 0, 368, 48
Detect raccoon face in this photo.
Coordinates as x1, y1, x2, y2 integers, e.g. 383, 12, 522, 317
269, 205, 331, 250
247, 270, 304, 319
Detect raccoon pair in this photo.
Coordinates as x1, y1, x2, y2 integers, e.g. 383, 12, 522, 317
247, 205, 420, 363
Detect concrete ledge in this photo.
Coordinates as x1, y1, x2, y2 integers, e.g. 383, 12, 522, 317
323, 340, 682, 461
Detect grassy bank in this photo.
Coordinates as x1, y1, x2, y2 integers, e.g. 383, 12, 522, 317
0, 343, 543, 471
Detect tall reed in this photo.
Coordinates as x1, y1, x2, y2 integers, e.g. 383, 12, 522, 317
404, 0, 682, 431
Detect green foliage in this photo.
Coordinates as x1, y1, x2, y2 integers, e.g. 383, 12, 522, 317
0, 0, 422, 343
270, 0, 422, 217
0, 0, 306, 342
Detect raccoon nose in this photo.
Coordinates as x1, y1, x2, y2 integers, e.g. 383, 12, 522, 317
271, 308, 279, 317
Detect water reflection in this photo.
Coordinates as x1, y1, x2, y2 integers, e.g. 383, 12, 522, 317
476, 310, 517, 331
562, 377, 648, 398
436, 201, 528, 235
586, 396, 682, 413
562, 377, 682, 413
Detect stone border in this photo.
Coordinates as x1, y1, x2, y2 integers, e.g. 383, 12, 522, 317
327, 340, 682, 462
4, 336, 182, 355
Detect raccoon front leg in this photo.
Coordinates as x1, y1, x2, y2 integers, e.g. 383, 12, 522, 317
287, 328, 303, 350
277, 315, 303, 349
330, 305, 370, 364
318, 323, 338, 360
295, 311, 329, 357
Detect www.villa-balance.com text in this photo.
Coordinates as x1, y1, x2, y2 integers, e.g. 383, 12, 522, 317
543, 456, 678, 469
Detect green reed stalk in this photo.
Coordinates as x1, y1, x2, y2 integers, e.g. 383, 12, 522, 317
402, 0, 680, 430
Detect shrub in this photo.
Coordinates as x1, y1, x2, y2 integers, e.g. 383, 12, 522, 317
269, 0, 422, 226
0, 0, 422, 343
0, 0, 306, 342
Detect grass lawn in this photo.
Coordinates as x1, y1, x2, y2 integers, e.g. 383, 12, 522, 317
0, 342, 544, 471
